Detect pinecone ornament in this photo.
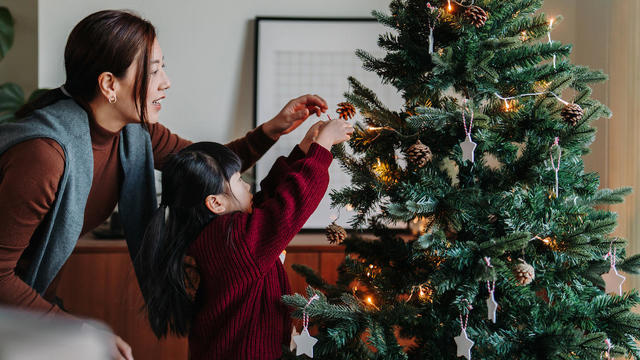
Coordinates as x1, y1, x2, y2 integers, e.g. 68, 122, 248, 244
465, 5, 488, 28
326, 222, 347, 244
337, 102, 356, 120
513, 259, 535, 286
561, 103, 583, 126
406, 140, 433, 168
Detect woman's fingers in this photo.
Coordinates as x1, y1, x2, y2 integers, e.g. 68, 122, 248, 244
114, 336, 133, 360
302, 94, 328, 108
295, 94, 328, 115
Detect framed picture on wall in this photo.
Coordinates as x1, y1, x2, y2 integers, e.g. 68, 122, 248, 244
253, 17, 404, 230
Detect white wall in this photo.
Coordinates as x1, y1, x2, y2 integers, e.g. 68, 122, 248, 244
38, 0, 390, 143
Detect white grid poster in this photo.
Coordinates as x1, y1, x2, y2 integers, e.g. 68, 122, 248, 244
255, 18, 403, 229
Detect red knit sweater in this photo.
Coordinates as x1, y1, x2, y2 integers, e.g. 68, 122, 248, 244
188, 143, 332, 360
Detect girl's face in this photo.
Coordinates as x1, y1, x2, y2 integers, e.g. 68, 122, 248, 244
227, 172, 253, 214
116, 38, 171, 124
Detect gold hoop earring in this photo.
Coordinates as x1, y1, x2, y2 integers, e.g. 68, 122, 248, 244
109, 96, 117, 104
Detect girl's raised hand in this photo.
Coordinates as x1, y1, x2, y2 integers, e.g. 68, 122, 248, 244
299, 120, 327, 154
316, 118, 353, 151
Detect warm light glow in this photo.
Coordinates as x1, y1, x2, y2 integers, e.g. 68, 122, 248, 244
372, 158, 396, 185
410, 217, 430, 235
373, 158, 384, 177
537, 235, 562, 251
447, 0, 452, 11
366, 296, 374, 305
366, 264, 380, 278
417, 283, 433, 302
503, 99, 519, 112
549, 18, 554, 28
520, 31, 528, 41
534, 80, 550, 92
368, 126, 384, 131
346, 204, 354, 211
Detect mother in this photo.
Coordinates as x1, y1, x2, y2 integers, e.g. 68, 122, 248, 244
0, 9, 327, 359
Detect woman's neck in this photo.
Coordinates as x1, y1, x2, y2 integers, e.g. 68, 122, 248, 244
88, 99, 130, 133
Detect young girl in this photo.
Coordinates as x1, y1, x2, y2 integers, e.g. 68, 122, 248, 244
137, 118, 353, 359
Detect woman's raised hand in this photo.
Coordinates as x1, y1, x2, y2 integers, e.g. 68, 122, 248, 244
82, 323, 133, 360
262, 94, 328, 140
113, 335, 134, 360
316, 118, 354, 151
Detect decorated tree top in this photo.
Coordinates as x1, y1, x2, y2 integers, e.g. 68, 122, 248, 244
283, 1, 640, 359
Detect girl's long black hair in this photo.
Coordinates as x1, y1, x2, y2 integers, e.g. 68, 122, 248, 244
136, 142, 241, 338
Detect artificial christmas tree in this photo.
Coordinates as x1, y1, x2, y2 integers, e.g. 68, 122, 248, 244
282, 0, 640, 359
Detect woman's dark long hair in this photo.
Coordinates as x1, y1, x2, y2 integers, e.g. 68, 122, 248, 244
16, 10, 156, 127
136, 142, 241, 338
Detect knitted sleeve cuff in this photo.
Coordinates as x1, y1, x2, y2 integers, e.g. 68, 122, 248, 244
305, 142, 333, 168
287, 145, 305, 162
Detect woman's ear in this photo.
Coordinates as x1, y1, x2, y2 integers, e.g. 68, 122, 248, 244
97, 71, 118, 103
205, 194, 226, 215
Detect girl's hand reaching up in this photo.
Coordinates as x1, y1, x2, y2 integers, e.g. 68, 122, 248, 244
316, 118, 353, 151
299, 121, 327, 154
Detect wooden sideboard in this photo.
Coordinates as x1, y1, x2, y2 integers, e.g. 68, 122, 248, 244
55, 234, 344, 360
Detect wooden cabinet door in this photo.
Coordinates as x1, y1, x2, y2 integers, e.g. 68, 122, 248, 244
56, 251, 189, 360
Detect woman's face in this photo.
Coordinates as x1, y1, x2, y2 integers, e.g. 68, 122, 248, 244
117, 38, 170, 124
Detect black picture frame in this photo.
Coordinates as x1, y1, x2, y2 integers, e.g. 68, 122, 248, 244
253, 16, 408, 233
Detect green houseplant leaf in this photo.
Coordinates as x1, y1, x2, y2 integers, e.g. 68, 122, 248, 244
0, 82, 24, 123
0, 7, 48, 124
0, 7, 14, 61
